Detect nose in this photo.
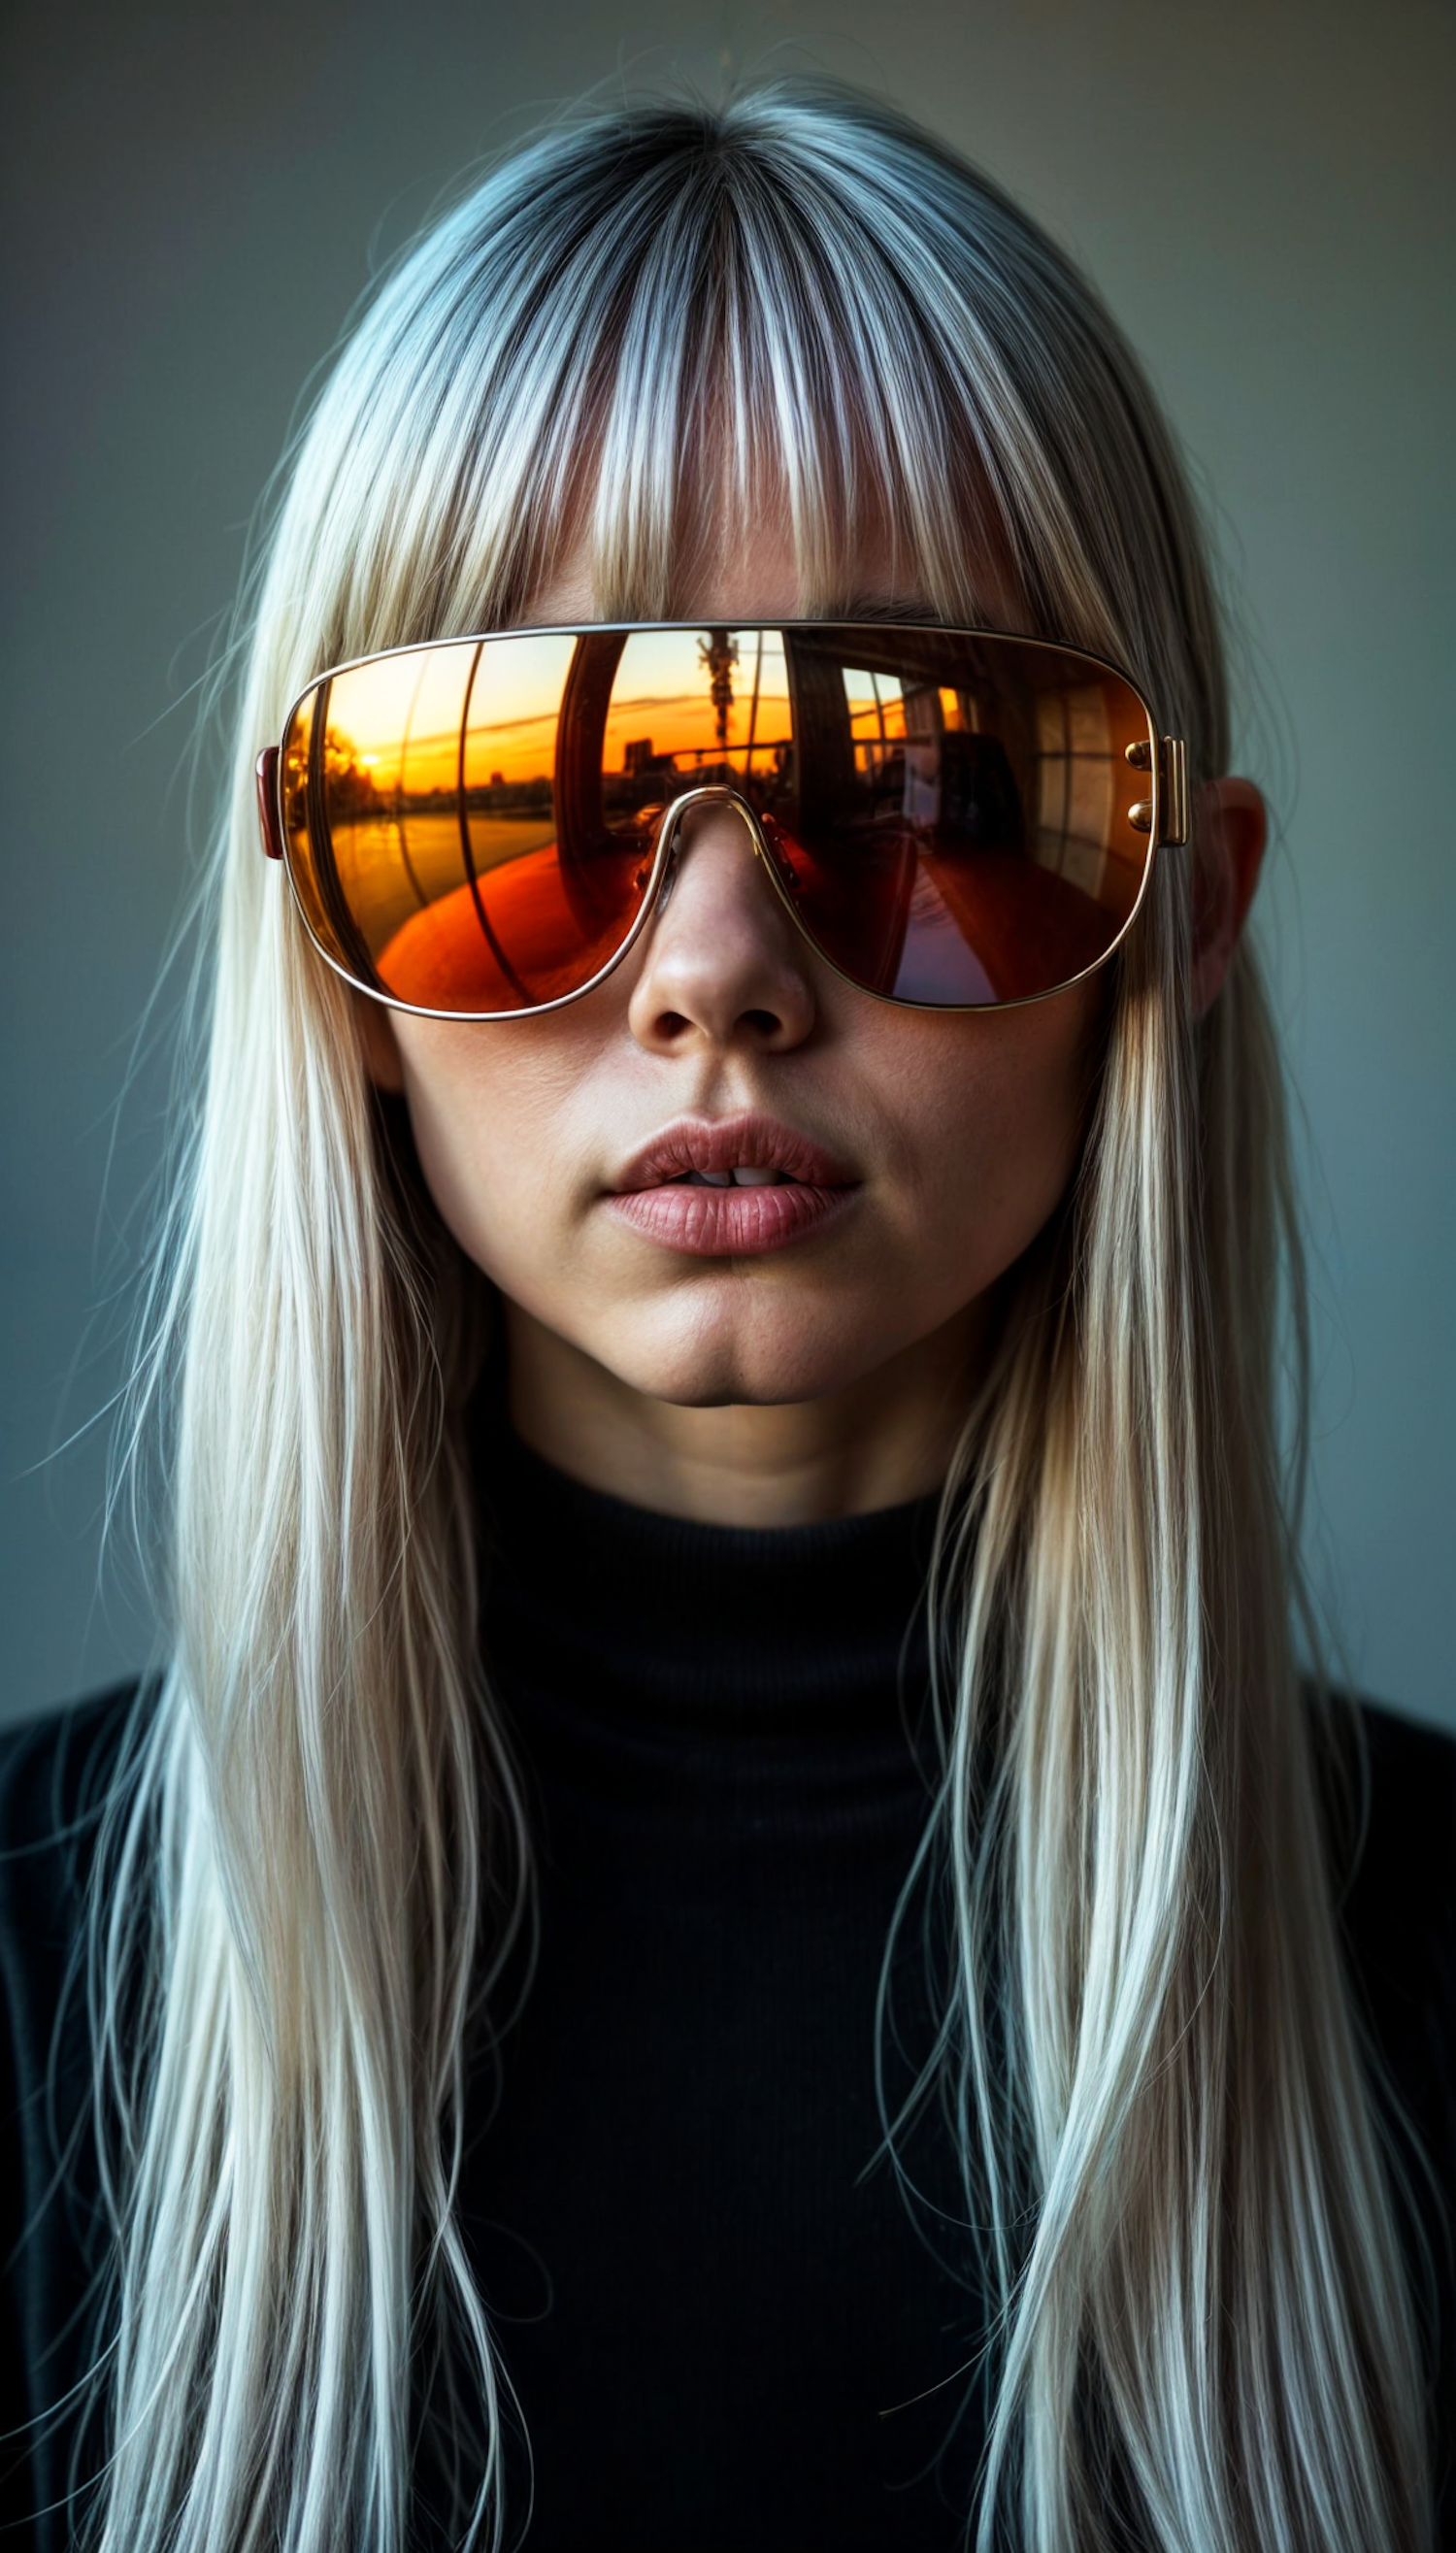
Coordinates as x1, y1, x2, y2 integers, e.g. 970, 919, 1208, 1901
625, 792, 817, 1055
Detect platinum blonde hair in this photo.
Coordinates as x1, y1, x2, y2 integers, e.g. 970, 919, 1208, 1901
82, 83, 1432, 2552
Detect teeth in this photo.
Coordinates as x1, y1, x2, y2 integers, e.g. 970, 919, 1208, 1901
675, 1166, 794, 1187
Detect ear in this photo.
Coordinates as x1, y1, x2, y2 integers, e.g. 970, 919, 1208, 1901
352, 989, 406, 1093
1190, 777, 1267, 1017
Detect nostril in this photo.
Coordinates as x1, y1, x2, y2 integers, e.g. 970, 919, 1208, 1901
741, 1009, 781, 1037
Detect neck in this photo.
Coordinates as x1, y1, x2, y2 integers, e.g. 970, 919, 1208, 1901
502, 1297, 987, 1525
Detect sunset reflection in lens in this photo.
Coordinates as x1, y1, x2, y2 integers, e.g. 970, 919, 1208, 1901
282, 634, 651, 1010
763, 632, 1153, 1005
280, 626, 1157, 1014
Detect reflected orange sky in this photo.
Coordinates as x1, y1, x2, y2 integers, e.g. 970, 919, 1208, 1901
281, 624, 1154, 1013
310, 629, 927, 798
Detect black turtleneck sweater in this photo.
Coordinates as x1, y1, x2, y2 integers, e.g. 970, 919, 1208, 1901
461, 1432, 981, 2548
2, 1434, 1453, 2547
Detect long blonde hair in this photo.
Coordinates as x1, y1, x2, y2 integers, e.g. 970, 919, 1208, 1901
84, 83, 1431, 2551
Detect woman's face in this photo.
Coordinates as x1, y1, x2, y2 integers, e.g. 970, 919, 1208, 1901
363, 531, 1106, 1509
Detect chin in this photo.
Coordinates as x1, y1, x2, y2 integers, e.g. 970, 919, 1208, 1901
603, 1293, 888, 1409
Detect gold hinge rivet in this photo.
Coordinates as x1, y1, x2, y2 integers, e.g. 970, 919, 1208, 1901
1125, 739, 1153, 770
1128, 801, 1154, 833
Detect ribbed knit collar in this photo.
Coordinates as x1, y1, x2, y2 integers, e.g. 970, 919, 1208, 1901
474, 1413, 942, 1744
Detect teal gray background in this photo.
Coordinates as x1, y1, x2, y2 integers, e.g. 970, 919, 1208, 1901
3, 0, 1452, 1728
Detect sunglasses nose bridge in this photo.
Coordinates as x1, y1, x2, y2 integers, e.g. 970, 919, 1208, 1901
649, 782, 790, 918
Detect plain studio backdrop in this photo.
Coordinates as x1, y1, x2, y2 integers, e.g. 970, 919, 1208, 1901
1, 0, 1451, 1733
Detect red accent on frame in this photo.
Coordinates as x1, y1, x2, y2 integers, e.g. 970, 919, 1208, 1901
255, 746, 284, 860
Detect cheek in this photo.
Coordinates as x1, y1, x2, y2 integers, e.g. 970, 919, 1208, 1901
877, 984, 1100, 1276
388, 1020, 588, 1277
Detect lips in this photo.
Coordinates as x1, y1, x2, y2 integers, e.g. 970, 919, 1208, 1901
614, 1113, 853, 1193
607, 1112, 859, 1257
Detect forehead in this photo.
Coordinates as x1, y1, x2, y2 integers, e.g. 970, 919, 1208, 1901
516, 489, 1020, 635
523, 529, 892, 629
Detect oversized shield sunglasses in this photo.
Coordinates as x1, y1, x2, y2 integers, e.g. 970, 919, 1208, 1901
255, 621, 1189, 1017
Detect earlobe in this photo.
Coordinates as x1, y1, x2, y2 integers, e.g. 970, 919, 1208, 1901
1190, 777, 1267, 1018
352, 989, 407, 1093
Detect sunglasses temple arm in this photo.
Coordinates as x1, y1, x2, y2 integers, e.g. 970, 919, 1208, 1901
256, 746, 284, 861
1161, 737, 1189, 847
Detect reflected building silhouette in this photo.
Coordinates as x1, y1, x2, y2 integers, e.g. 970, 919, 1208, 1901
280, 624, 1149, 1013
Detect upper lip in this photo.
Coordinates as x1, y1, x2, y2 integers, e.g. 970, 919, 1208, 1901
612, 1112, 856, 1192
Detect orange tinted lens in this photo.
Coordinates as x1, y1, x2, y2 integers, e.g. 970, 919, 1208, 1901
281, 625, 1157, 1014
759, 629, 1155, 1006
281, 633, 654, 1012
591, 625, 796, 825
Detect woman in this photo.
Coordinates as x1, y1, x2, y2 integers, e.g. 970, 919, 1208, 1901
2, 82, 1450, 2553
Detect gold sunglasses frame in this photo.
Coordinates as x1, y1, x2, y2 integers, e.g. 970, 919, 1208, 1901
255, 621, 1190, 1022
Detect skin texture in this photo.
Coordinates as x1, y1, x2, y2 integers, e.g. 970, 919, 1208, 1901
358, 537, 1265, 1524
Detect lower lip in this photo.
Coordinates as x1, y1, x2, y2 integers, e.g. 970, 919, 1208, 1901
607, 1181, 858, 1256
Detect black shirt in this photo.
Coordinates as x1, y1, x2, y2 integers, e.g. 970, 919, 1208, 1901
2, 1436, 1453, 2546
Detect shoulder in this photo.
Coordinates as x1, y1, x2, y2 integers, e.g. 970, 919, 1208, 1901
1353, 1691, 1456, 1824
0, 1676, 156, 1945
1329, 1702, 1456, 2510
1335, 1696, 1456, 1974
0, 1678, 162, 2127
1327, 1698, 1456, 2227
0, 1682, 156, 2542
0, 1675, 152, 1826
1329, 1696, 1455, 2031
0, 1675, 158, 2126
